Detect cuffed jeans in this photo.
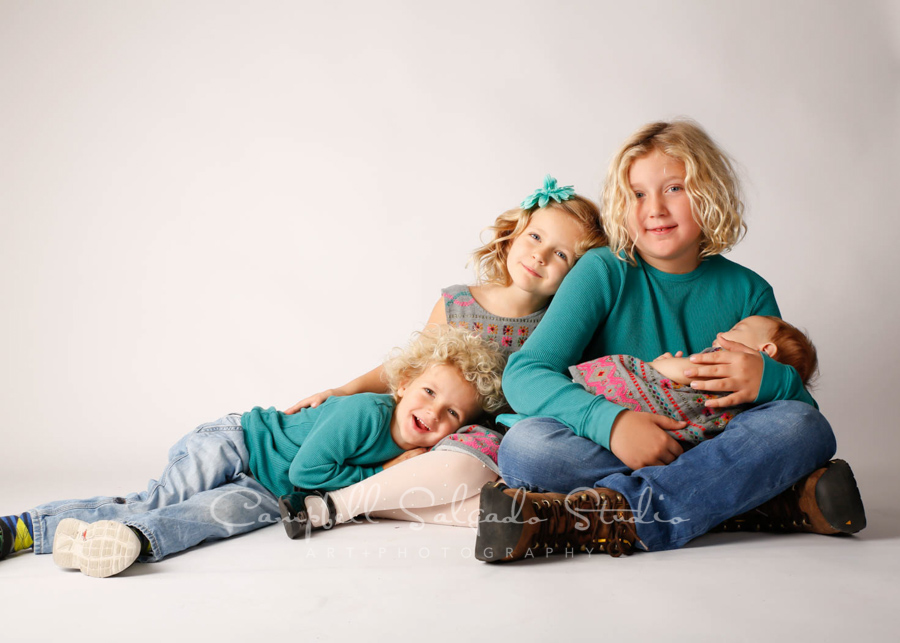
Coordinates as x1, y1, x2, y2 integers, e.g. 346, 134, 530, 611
30, 414, 280, 562
497, 401, 836, 551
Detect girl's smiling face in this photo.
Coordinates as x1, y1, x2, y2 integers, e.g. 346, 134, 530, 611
627, 150, 703, 274
505, 207, 584, 300
390, 363, 482, 450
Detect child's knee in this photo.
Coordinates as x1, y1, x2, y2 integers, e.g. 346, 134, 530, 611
787, 401, 836, 461
762, 400, 837, 462
497, 420, 538, 466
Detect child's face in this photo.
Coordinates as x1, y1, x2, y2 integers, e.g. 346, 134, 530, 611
627, 150, 703, 274
390, 363, 482, 450
505, 207, 584, 300
713, 316, 777, 352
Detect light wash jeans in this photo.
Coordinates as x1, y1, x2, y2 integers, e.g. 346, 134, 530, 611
30, 414, 280, 562
497, 401, 836, 552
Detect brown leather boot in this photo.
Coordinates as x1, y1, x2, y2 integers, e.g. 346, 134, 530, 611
712, 459, 866, 535
474, 482, 642, 562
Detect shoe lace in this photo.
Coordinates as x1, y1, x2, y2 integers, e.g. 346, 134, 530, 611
720, 483, 811, 532
529, 490, 637, 557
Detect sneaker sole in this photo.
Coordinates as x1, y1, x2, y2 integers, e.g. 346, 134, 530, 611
817, 459, 866, 534
474, 483, 524, 562
53, 519, 140, 578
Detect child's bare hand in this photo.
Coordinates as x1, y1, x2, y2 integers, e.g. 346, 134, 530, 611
608, 411, 685, 470
284, 388, 344, 414
382, 448, 428, 469
684, 338, 764, 407
652, 351, 683, 362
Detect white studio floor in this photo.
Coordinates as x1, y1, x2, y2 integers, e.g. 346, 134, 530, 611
2, 480, 898, 642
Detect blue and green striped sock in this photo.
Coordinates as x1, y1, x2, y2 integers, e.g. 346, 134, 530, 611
0, 513, 34, 557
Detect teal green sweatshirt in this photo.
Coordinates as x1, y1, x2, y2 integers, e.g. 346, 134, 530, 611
241, 393, 404, 497
502, 247, 816, 450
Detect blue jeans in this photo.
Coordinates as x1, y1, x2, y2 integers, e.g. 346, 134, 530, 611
497, 401, 836, 551
30, 414, 280, 562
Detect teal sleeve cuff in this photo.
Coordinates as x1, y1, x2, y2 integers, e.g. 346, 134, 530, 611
755, 353, 818, 410
571, 399, 627, 450
496, 413, 525, 428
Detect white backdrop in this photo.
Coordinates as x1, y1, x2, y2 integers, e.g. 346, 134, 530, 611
1, 0, 898, 511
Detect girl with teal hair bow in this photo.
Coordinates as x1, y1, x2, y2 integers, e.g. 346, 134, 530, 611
277, 176, 607, 537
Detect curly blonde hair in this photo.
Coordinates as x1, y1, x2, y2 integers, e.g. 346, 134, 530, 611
471, 195, 606, 286
602, 120, 747, 265
382, 325, 507, 414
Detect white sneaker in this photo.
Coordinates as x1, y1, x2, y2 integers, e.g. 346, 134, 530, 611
53, 519, 141, 578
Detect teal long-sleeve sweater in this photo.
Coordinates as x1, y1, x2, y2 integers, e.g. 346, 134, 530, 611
502, 247, 816, 450
241, 394, 404, 497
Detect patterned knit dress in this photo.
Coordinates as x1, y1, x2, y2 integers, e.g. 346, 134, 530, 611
431, 284, 545, 471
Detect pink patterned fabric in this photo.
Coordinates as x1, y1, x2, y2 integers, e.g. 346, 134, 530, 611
570, 353, 745, 444
432, 425, 503, 471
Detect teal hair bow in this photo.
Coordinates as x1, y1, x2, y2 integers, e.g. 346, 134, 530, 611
520, 175, 576, 209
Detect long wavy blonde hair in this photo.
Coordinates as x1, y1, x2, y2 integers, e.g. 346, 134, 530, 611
471, 195, 606, 286
602, 120, 746, 264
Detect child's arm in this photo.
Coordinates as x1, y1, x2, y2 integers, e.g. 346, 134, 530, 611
505, 253, 688, 470
285, 298, 449, 414
288, 396, 399, 490
682, 289, 817, 410
686, 338, 816, 410
649, 355, 694, 385
285, 366, 388, 413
